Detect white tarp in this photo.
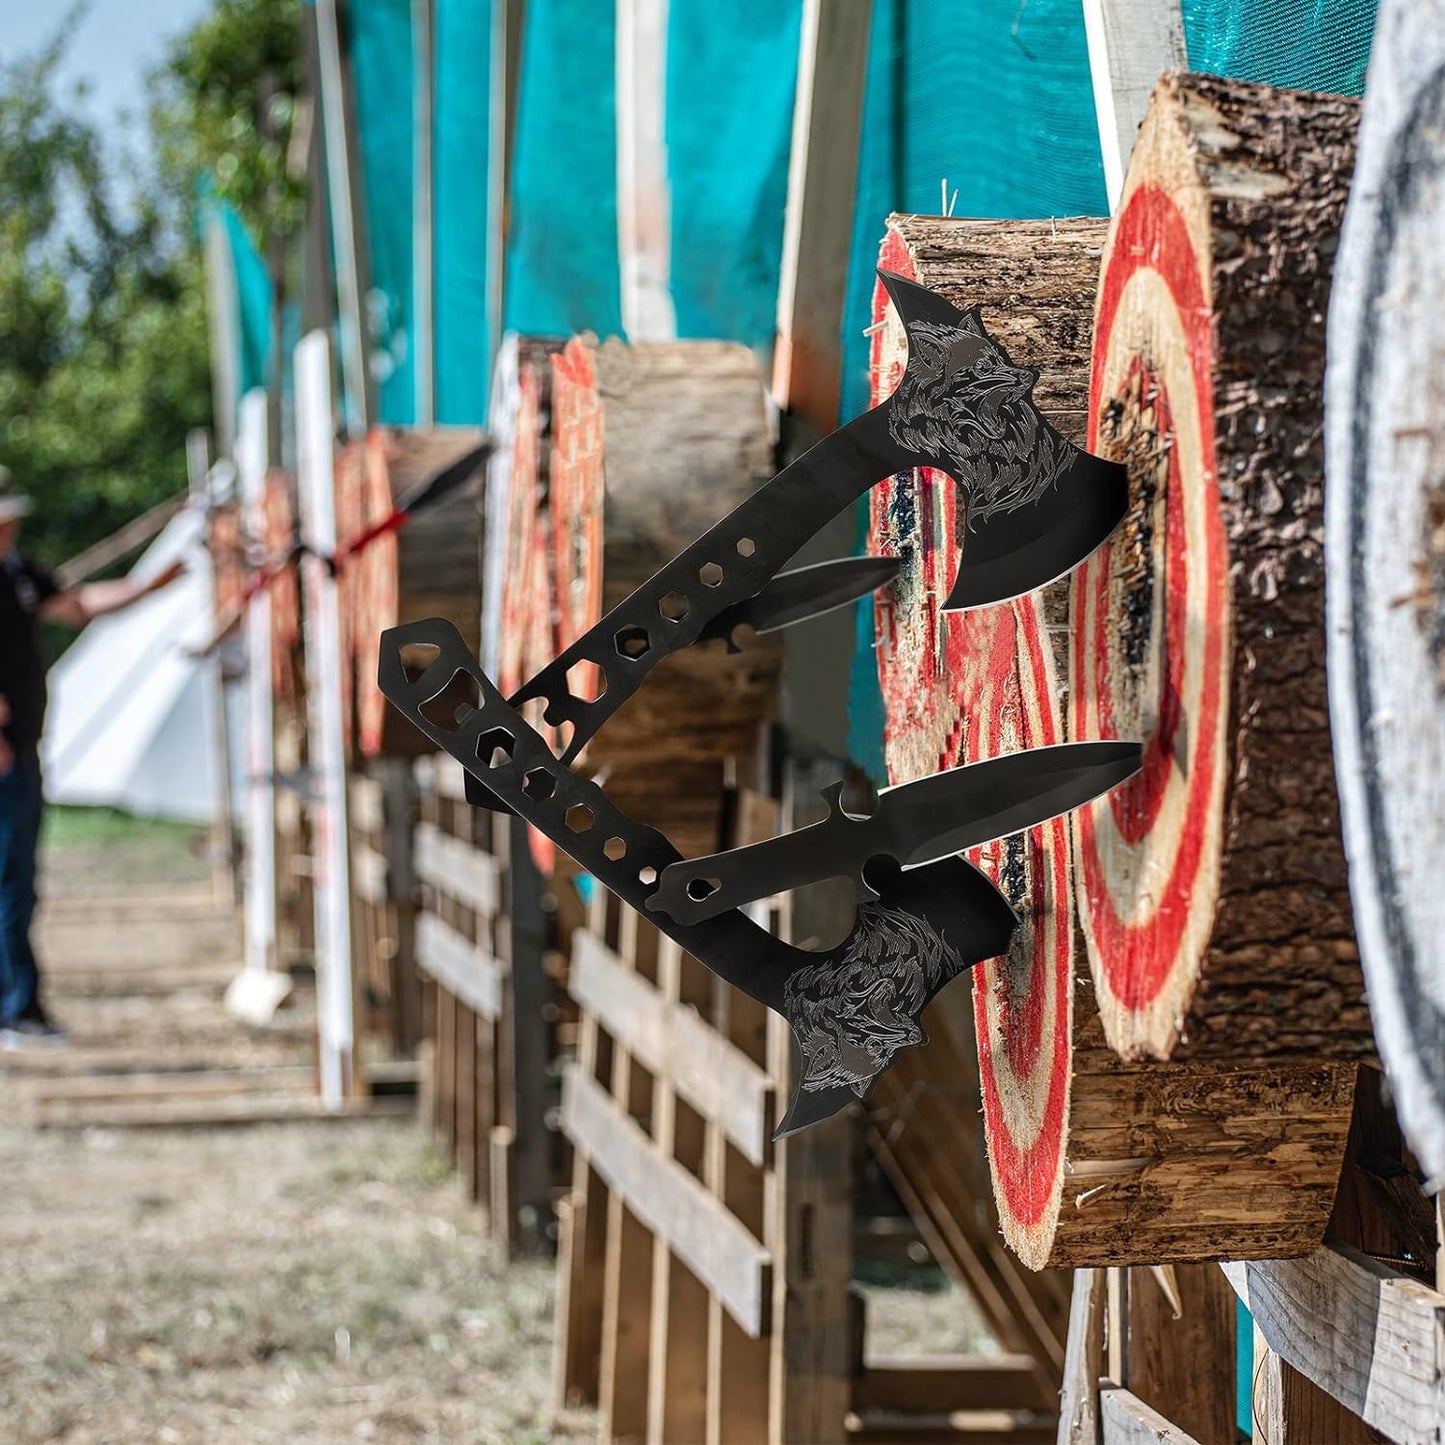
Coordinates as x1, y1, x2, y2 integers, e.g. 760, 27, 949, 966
41, 501, 223, 824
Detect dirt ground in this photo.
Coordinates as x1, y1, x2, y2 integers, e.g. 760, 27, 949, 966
1, 811, 591, 1445
2, 811, 990, 1444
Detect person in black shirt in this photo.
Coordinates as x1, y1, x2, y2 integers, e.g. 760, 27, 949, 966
0, 468, 185, 1046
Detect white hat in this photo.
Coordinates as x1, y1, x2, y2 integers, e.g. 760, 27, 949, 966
0, 466, 33, 522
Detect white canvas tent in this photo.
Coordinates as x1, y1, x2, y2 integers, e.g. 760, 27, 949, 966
42, 500, 227, 824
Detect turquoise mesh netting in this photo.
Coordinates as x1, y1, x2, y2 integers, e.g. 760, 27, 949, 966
348, 0, 416, 425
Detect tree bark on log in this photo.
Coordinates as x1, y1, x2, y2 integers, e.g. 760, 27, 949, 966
1325, 0, 1445, 1189
1072, 73, 1373, 1063
865, 212, 1357, 1270
547, 336, 780, 858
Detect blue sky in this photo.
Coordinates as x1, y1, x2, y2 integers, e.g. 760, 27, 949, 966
4, 0, 213, 132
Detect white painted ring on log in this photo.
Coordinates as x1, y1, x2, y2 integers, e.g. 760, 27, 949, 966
1325, 0, 1445, 1187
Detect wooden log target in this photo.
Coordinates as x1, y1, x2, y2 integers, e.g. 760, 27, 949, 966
866, 213, 1358, 1269
1325, 0, 1445, 1187
346, 425, 487, 758
1072, 73, 1372, 1063
546, 335, 780, 858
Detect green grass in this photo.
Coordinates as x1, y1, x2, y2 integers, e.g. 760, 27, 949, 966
42, 805, 200, 849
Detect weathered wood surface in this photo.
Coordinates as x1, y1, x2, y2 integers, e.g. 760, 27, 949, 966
1325, 0, 1445, 1192
865, 211, 1356, 1270
547, 335, 780, 857
1058, 1268, 1105, 1444
1099, 1389, 1200, 1445
1073, 73, 1370, 1063
1223, 1244, 1445, 1442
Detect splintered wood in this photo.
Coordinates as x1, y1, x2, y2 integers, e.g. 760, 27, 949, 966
866, 204, 1356, 1270
546, 336, 781, 858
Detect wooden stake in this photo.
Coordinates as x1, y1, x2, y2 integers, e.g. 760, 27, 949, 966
296, 330, 356, 1104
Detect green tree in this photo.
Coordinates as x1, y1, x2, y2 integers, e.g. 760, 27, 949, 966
0, 16, 212, 569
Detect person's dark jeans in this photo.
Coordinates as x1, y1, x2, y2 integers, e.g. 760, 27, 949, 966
0, 751, 44, 1025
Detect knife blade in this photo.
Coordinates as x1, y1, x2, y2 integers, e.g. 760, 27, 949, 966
647, 740, 1142, 926
696, 554, 901, 648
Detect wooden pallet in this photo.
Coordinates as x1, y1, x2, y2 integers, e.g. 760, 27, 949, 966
553, 784, 1059, 1443
350, 762, 422, 1056
412, 753, 553, 1259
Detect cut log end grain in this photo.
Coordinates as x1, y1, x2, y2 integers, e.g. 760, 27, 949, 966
866, 207, 1357, 1272
547, 335, 780, 858
1072, 72, 1372, 1064
1325, 0, 1445, 1187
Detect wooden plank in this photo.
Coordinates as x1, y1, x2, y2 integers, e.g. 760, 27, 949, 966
296, 329, 355, 1104
349, 775, 385, 832
352, 843, 389, 906
852, 1356, 1044, 1414
415, 912, 502, 1020
1222, 1243, 1445, 1441
1081, 0, 1186, 212
413, 822, 500, 915
646, 939, 710, 1445
614, 0, 676, 340
1324, 0, 1445, 1195
570, 930, 772, 1163
1255, 1329, 1376, 1445
771, 0, 872, 433
1099, 1389, 1200, 1445
561, 1066, 771, 1337
1125, 1264, 1234, 1443
1058, 1268, 1104, 1444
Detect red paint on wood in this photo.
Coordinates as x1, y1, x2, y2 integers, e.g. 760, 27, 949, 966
1072, 185, 1229, 1015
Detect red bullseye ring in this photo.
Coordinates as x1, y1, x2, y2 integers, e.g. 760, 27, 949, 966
1071, 184, 1231, 1051
867, 235, 1073, 1261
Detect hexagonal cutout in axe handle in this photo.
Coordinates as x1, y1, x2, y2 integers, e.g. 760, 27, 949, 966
379, 618, 1019, 1136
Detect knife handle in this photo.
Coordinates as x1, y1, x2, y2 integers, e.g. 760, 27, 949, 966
649, 782, 876, 925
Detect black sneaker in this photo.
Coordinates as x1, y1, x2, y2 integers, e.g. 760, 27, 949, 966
0, 1015, 68, 1050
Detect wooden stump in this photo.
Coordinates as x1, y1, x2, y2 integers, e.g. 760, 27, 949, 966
546, 335, 780, 857
1325, 0, 1445, 1188
865, 212, 1358, 1269
1071, 73, 1372, 1063
345, 425, 488, 758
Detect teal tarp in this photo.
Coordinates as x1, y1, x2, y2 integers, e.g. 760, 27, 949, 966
434, 0, 492, 423
504, 0, 624, 338
665, 0, 801, 350
349, 0, 416, 425
844, 0, 1107, 779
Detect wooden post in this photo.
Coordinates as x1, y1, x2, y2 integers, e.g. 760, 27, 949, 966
1073, 73, 1370, 1065
296, 329, 356, 1105
201, 214, 240, 458
615, 0, 676, 341
412, 0, 435, 425
1080, 0, 1186, 212
238, 391, 278, 976
1324, 0, 1445, 1194
314, 0, 373, 433
771, 0, 872, 434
